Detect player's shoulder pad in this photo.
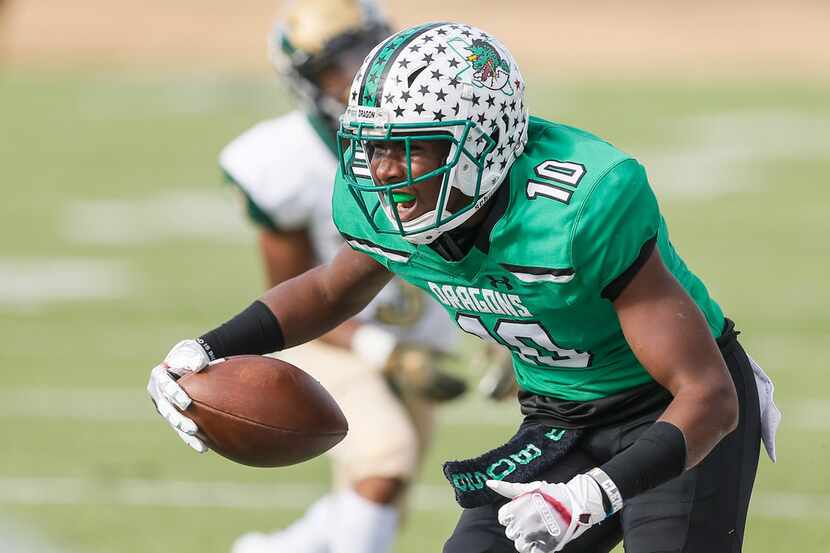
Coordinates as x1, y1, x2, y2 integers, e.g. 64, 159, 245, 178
492, 118, 636, 269
570, 157, 659, 293
219, 111, 338, 229
522, 117, 632, 177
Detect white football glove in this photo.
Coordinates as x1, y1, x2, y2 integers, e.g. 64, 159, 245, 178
487, 472, 613, 553
146, 339, 211, 453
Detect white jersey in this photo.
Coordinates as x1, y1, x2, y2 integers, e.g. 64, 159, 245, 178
220, 111, 457, 351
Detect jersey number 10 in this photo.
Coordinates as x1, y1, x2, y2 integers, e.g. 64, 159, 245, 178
526, 160, 586, 205
456, 314, 591, 369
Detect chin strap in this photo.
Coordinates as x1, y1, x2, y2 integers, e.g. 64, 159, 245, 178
425, 204, 490, 260
430, 232, 470, 261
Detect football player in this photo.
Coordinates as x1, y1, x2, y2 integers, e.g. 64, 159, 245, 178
216, 3, 472, 553
149, 22, 780, 553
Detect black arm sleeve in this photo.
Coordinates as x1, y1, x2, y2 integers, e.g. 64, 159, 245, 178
197, 300, 285, 361
599, 420, 687, 501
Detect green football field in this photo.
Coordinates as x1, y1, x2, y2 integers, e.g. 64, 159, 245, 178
1, 68, 829, 552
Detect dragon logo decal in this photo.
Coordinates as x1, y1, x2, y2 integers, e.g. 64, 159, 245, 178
448, 37, 515, 95
466, 39, 510, 88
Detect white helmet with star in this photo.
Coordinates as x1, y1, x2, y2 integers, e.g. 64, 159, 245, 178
338, 22, 528, 244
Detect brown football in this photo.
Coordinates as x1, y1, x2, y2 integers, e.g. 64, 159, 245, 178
178, 355, 348, 467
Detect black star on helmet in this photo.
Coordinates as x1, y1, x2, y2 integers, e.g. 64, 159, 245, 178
422, 35, 434, 43
435, 88, 448, 101
471, 93, 480, 106
486, 158, 494, 169
422, 53, 434, 63
400, 90, 412, 102
398, 58, 410, 69
418, 84, 430, 96
485, 95, 495, 108
510, 100, 517, 111
384, 93, 395, 103
410, 44, 421, 53
448, 76, 461, 88
461, 29, 472, 37
476, 113, 486, 124
432, 109, 446, 122
499, 160, 508, 170
393, 105, 405, 117
436, 28, 448, 35
413, 103, 425, 114
497, 145, 506, 156
435, 44, 447, 54
452, 102, 460, 115
351, 90, 357, 101
431, 69, 443, 80
448, 58, 460, 68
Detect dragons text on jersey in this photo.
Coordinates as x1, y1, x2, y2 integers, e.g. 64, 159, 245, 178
427, 282, 533, 318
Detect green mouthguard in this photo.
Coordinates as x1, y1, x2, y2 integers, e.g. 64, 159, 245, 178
391, 192, 416, 203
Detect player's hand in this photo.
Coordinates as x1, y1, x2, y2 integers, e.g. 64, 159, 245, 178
385, 345, 467, 402
146, 339, 211, 453
476, 345, 517, 401
487, 473, 608, 553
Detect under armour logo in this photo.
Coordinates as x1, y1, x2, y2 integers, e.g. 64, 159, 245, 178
487, 275, 513, 291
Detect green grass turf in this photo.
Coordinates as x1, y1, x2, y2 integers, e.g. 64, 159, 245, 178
1, 68, 829, 552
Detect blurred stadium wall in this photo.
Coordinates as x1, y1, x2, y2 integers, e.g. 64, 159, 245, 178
3, 0, 829, 77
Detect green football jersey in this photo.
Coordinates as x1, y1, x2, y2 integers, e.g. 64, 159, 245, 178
333, 116, 725, 401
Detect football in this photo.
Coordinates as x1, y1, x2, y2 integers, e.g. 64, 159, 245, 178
178, 355, 348, 467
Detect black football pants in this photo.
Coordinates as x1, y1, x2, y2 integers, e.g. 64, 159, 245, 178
443, 334, 761, 553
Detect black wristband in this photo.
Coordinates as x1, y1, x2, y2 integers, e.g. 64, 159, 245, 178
197, 300, 285, 361
599, 421, 687, 501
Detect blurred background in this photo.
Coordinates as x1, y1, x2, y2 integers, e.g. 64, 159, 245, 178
1, 1, 828, 551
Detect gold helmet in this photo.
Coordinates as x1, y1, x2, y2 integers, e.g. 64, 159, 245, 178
270, 0, 392, 131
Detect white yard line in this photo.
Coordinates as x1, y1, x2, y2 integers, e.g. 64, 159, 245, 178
0, 388, 522, 426
61, 189, 251, 245
0, 386, 824, 428
58, 109, 830, 248
0, 477, 825, 520
0, 259, 133, 309
0, 519, 75, 553
642, 108, 830, 198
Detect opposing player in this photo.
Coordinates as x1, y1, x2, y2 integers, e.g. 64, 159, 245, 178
148, 22, 780, 553
216, 3, 470, 553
